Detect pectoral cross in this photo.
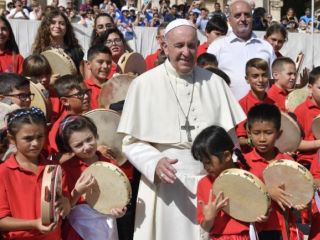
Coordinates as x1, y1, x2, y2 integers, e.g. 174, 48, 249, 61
181, 118, 195, 142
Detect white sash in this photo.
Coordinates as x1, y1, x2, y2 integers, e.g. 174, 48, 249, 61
68, 204, 119, 240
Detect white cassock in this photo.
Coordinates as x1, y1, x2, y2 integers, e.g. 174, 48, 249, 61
118, 59, 246, 240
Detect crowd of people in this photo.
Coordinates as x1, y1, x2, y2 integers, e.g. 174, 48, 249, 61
1, 0, 320, 240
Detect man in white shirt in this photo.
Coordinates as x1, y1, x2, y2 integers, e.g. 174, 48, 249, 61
207, 0, 275, 100
118, 19, 245, 240
7, 0, 29, 19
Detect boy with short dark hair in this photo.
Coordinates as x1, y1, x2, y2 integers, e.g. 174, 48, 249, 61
236, 58, 274, 150
84, 45, 112, 109
268, 57, 296, 112
244, 103, 303, 240
0, 73, 32, 108
48, 74, 91, 153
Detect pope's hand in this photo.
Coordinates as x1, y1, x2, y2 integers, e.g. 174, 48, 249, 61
155, 157, 178, 184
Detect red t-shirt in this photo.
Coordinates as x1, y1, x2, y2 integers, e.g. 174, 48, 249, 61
267, 84, 288, 112
107, 63, 118, 79
244, 148, 292, 232
84, 78, 103, 110
197, 175, 250, 239
236, 91, 275, 138
145, 49, 161, 71
48, 87, 62, 124
197, 42, 209, 58
0, 154, 61, 239
294, 96, 320, 165
0, 51, 24, 74
61, 153, 117, 240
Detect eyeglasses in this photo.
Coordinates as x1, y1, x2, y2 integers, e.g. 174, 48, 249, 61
105, 38, 123, 46
65, 89, 91, 99
5, 93, 35, 101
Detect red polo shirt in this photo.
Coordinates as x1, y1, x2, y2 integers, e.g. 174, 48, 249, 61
197, 175, 250, 238
0, 51, 24, 74
267, 84, 288, 112
145, 49, 161, 71
107, 63, 118, 79
294, 96, 320, 165
197, 42, 209, 58
84, 78, 104, 110
61, 153, 116, 240
244, 148, 292, 232
236, 91, 275, 137
0, 154, 61, 239
48, 110, 69, 153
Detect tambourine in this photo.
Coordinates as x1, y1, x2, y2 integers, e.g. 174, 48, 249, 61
286, 87, 309, 112
275, 111, 301, 153
41, 49, 77, 76
98, 74, 135, 109
81, 161, 132, 214
41, 165, 62, 225
312, 115, 320, 139
83, 109, 126, 166
0, 102, 19, 129
118, 52, 146, 75
263, 159, 314, 206
213, 168, 270, 222
30, 81, 51, 119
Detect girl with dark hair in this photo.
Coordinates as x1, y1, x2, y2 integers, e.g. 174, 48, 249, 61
90, 13, 115, 45
264, 24, 288, 58
0, 16, 24, 74
32, 9, 84, 74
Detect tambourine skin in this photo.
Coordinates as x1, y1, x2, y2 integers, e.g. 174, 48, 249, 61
41, 165, 62, 225
82, 161, 132, 214
275, 111, 301, 153
98, 74, 135, 109
213, 168, 270, 223
83, 109, 127, 166
312, 115, 320, 139
30, 81, 52, 119
263, 159, 314, 206
41, 49, 77, 76
285, 87, 309, 113
118, 52, 146, 75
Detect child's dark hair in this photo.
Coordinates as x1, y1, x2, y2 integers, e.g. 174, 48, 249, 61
308, 66, 320, 85
245, 58, 269, 75
191, 125, 234, 162
5, 107, 46, 137
87, 45, 112, 61
264, 23, 288, 42
197, 53, 218, 68
247, 104, 281, 131
22, 54, 52, 78
53, 74, 83, 97
205, 15, 228, 35
0, 73, 30, 95
56, 115, 98, 153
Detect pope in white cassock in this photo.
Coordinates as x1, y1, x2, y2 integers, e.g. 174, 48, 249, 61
118, 19, 246, 240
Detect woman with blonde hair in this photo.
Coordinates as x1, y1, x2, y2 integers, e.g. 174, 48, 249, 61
32, 9, 84, 74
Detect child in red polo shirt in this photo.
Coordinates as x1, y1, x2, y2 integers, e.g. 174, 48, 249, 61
268, 57, 296, 112
236, 58, 275, 151
192, 125, 267, 240
145, 22, 167, 70
48, 75, 91, 154
22, 54, 61, 123
294, 66, 320, 169
55, 115, 126, 240
84, 45, 112, 109
245, 103, 303, 240
0, 107, 70, 239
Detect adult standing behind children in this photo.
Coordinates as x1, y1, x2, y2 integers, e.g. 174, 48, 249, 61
207, 0, 275, 100
32, 10, 84, 75
118, 19, 245, 240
